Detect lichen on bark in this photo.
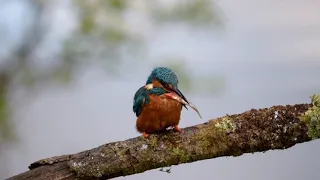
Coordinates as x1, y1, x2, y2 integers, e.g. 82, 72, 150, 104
214, 116, 236, 133
299, 94, 320, 139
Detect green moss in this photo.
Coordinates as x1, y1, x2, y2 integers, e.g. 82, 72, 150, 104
192, 128, 214, 149
118, 148, 129, 155
149, 136, 158, 148
171, 147, 189, 163
310, 94, 320, 107
39, 159, 48, 164
70, 161, 90, 177
191, 120, 230, 153
214, 116, 236, 133
299, 94, 320, 139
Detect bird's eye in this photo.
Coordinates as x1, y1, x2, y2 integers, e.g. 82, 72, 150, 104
158, 80, 172, 90
159, 80, 166, 87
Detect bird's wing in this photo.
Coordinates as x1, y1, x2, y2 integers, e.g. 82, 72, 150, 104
133, 86, 149, 117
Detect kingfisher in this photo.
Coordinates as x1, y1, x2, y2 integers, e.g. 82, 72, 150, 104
133, 67, 202, 138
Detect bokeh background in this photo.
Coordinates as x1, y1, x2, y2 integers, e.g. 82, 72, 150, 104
1, 0, 320, 179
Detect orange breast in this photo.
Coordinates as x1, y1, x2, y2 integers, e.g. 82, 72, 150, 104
136, 94, 182, 134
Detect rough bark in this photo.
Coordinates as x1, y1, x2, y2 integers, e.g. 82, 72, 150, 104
7, 103, 319, 180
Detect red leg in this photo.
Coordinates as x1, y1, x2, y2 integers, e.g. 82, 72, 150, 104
142, 132, 149, 138
173, 125, 182, 132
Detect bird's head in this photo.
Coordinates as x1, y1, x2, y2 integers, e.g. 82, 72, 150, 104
143, 66, 202, 118
146, 67, 189, 106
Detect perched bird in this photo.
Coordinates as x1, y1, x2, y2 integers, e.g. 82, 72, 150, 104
133, 67, 202, 138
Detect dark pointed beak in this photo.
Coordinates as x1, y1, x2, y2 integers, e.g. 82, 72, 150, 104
165, 86, 202, 119
171, 86, 189, 110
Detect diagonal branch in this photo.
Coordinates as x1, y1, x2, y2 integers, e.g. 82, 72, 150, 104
7, 102, 320, 180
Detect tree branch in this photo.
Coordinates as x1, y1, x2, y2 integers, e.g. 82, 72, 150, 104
7, 103, 320, 180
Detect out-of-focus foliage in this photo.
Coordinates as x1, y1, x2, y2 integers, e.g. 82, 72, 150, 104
0, 0, 224, 142
67, 0, 224, 74
0, 73, 14, 143
151, 0, 223, 26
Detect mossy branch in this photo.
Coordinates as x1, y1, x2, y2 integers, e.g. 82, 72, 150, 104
7, 96, 320, 180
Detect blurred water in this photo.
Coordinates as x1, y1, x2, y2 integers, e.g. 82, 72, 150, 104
2, 0, 320, 179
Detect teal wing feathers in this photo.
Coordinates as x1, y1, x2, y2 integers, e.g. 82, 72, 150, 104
133, 86, 149, 117
133, 86, 167, 117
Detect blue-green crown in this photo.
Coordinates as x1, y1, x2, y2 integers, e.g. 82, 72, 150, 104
146, 67, 178, 86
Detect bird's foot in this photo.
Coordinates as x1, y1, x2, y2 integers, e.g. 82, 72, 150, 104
142, 132, 149, 138
173, 125, 182, 132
